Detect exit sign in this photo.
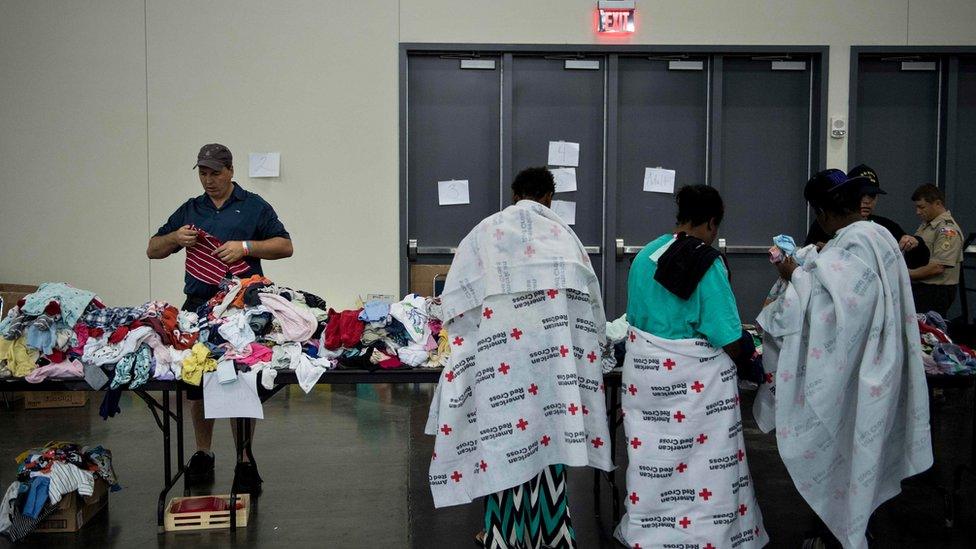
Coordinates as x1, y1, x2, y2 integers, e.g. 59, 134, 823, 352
598, 0, 635, 34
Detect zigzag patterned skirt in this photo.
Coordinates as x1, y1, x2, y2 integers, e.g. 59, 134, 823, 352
483, 464, 575, 549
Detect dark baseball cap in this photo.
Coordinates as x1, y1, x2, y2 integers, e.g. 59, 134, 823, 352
846, 164, 886, 196
193, 143, 233, 171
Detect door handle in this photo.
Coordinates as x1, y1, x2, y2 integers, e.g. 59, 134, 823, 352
716, 239, 769, 255
410, 239, 599, 261
408, 239, 458, 261
615, 238, 644, 261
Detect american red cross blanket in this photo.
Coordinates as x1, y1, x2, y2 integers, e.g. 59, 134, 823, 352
425, 200, 613, 508
616, 326, 768, 549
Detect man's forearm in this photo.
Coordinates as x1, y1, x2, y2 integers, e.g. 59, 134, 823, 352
248, 237, 293, 260
909, 262, 945, 281
147, 233, 179, 259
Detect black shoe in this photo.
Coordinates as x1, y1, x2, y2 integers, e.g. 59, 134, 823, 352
232, 462, 263, 496
185, 451, 215, 485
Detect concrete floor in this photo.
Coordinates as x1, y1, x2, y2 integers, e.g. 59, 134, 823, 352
0, 383, 974, 548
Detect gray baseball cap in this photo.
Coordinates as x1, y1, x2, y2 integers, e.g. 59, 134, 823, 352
193, 143, 233, 171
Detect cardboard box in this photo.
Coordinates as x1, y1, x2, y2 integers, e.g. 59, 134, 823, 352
23, 392, 89, 409
35, 480, 109, 533
410, 264, 450, 297
0, 283, 37, 318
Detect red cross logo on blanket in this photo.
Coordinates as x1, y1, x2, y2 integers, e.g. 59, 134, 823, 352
764, 372, 774, 384
755, 526, 761, 537
629, 492, 639, 504
568, 403, 579, 415
516, 418, 529, 431
482, 308, 493, 319
810, 348, 822, 359
663, 358, 676, 371
699, 488, 712, 501
780, 371, 794, 382
493, 229, 504, 240
679, 517, 691, 529
587, 351, 597, 363
451, 471, 462, 482
479, 460, 488, 472
696, 433, 708, 444
541, 435, 551, 446
592, 437, 604, 448
870, 385, 883, 397
673, 411, 686, 422
582, 405, 589, 415
630, 437, 641, 449
445, 371, 455, 382
691, 380, 704, 393
510, 328, 523, 340
705, 544, 715, 549
676, 462, 688, 473
452, 336, 464, 346
737, 449, 745, 462
738, 504, 748, 516
627, 384, 637, 396
440, 424, 452, 435
525, 245, 536, 257
629, 331, 636, 342
633, 545, 642, 549
550, 225, 561, 237
498, 363, 510, 375
528, 383, 538, 395
547, 289, 559, 299
559, 345, 569, 357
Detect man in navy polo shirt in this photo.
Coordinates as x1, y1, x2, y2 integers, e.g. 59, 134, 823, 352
147, 143, 293, 494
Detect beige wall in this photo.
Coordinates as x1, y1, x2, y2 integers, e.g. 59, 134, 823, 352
2, 0, 975, 307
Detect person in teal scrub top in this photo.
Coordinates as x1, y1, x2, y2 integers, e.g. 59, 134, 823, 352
627, 185, 742, 352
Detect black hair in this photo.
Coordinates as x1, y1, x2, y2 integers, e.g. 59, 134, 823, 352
675, 185, 724, 227
804, 169, 861, 216
911, 183, 944, 204
511, 167, 555, 200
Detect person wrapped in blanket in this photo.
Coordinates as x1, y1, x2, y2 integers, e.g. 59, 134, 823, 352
426, 167, 614, 548
615, 185, 768, 548
755, 169, 932, 548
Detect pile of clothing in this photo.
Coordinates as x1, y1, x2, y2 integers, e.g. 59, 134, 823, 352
0, 442, 119, 541
0, 280, 451, 395
338, 293, 449, 371
918, 311, 976, 376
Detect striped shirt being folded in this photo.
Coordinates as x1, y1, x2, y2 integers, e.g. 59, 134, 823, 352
185, 225, 250, 286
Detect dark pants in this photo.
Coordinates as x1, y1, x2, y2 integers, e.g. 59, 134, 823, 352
912, 283, 957, 318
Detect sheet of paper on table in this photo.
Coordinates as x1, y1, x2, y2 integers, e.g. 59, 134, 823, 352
203, 370, 264, 419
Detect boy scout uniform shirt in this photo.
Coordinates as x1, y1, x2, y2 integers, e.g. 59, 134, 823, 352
915, 211, 964, 285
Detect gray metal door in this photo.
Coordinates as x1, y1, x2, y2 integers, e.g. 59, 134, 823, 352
611, 56, 709, 316
406, 54, 502, 265
509, 55, 606, 283
715, 56, 813, 322
854, 57, 940, 231
948, 56, 976, 235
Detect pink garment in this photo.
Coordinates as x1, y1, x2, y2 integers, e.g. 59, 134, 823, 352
25, 359, 84, 383
258, 293, 317, 342
72, 324, 90, 355
238, 344, 273, 366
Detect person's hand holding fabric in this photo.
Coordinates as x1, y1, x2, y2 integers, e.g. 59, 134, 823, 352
214, 241, 246, 263
899, 234, 919, 251
774, 256, 798, 280
172, 225, 198, 248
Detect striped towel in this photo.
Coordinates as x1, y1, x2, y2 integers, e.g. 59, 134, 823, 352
185, 225, 250, 286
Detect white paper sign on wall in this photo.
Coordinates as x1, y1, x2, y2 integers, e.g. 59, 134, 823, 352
643, 167, 676, 194
438, 179, 470, 206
